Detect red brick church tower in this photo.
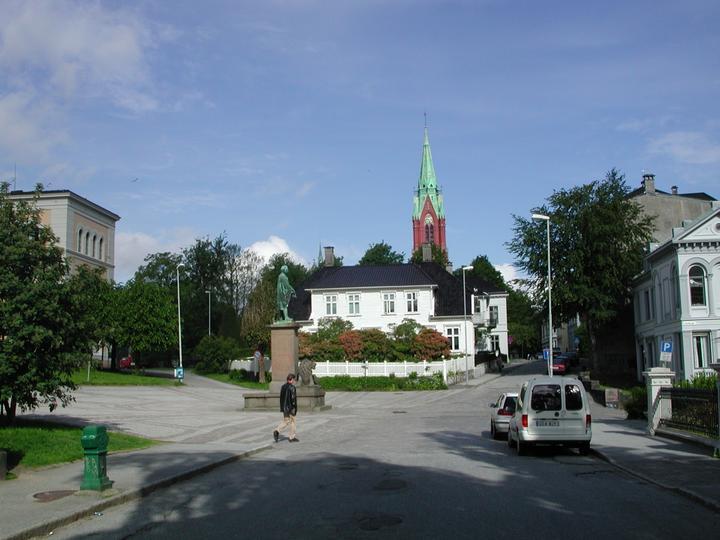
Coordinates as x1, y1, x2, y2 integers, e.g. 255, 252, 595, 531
412, 127, 447, 254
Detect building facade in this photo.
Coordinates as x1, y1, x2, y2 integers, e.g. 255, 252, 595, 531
8, 190, 120, 281
412, 128, 447, 255
289, 250, 509, 359
633, 202, 720, 381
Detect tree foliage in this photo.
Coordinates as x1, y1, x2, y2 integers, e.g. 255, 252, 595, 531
193, 335, 240, 374
507, 169, 654, 362
358, 241, 405, 265
0, 184, 109, 422
410, 244, 448, 266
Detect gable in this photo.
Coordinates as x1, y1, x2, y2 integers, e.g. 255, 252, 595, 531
679, 214, 720, 243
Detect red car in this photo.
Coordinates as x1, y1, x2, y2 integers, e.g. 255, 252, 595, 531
552, 355, 568, 375
119, 355, 135, 369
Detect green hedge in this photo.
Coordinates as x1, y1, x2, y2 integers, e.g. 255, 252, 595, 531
317, 372, 447, 391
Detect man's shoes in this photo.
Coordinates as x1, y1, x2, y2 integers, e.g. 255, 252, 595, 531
289, 437, 299, 443
273, 430, 279, 443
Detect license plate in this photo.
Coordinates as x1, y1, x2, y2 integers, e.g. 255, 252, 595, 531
536, 420, 559, 427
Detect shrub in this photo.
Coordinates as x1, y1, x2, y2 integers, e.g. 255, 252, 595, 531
676, 372, 717, 389
339, 330, 363, 361
316, 317, 354, 341
413, 328, 450, 361
317, 373, 446, 391
624, 386, 647, 420
298, 332, 315, 359
193, 336, 240, 374
360, 329, 392, 362
390, 319, 423, 362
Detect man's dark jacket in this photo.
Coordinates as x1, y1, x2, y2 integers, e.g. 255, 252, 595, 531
279, 382, 297, 416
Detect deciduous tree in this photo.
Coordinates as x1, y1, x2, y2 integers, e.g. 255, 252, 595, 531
358, 241, 405, 265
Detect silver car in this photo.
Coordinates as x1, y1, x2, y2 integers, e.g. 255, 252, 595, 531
489, 392, 518, 439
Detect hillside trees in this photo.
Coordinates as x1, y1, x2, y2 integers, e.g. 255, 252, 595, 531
508, 169, 654, 367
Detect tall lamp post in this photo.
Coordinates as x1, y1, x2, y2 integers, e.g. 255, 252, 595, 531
532, 213, 553, 377
462, 265, 474, 383
206, 289, 212, 336
176, 263, 185, 381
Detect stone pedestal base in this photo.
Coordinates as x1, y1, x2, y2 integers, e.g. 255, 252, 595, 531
243, 385, 330, 412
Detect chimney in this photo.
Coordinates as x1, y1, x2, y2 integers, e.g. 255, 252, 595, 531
421, 243, 432, 262
323, 246, 335, 267
671, 185, 678, 195
642, 172, 656, 194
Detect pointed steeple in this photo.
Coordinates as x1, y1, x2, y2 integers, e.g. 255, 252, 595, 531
413, 127, 445, 219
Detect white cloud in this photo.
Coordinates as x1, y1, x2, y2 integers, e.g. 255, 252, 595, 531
648, 131, 720, 165
0, 91, 66, 161
495, 263, 519, 284
249, 235, 306, 266
114, 227, 196, 283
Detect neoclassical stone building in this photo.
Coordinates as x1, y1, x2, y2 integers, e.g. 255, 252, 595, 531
8, 189, 120, 281
633, 202, 720, 380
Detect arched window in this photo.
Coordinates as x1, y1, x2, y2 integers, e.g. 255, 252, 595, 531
99, 238, 104, 261
78, 229, 83, 252
92, 235, 97, 258
689, 265, 706, 306
85, 232, 90, 255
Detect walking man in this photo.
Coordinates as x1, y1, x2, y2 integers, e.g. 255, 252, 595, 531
273, 373, 298, 443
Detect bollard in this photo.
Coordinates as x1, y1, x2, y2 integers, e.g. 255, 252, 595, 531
80, 425, 113, 491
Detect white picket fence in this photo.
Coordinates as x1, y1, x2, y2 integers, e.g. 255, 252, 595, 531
229, 356, 483, 383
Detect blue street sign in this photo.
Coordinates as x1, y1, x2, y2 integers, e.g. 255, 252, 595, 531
543, 349, 549, 360
661, 341, 672, 353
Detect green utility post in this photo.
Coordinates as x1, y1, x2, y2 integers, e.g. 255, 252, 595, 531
80, 425, 113, 491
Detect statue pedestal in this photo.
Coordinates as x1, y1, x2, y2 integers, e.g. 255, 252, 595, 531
243, 322, 330, 411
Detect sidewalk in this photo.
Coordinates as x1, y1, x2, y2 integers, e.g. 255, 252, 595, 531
0, 441, 272, 540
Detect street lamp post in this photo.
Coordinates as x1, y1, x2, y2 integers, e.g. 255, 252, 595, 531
532, 213, 553, 377
462, 265, 474, 383
206, 289, 212, 336
176, 263, 185, 380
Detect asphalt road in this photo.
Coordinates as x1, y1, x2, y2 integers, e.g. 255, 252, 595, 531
47, 362, 720, 539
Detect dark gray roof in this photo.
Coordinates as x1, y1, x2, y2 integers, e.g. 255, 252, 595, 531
627, 187, 716, 201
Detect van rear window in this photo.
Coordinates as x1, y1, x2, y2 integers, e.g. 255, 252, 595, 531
565, 384, 583, 410
530, 384, 561, 411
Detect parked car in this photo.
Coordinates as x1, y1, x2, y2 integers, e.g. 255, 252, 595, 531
563, 351, 579, 367
507, 375, 592, 456
552, 355, 569, 375
119, 355, 135, 369
489, 392, 518, 439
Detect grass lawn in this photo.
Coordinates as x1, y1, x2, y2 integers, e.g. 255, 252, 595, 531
200, 372, 270, 390
0, 419, 157, 471
72, 368, 179, 386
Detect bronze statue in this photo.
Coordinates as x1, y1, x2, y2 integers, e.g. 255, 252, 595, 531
276, 264, 296, 322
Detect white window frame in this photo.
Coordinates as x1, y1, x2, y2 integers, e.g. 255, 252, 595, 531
347, 293, 360, 315
693, 333, 710, 368
490, 334, 500, 351
445, 326, 460, 351
489, 305, 499, 325
689, 266, 707, 307
406, 291, 418, 313
325, 294, 337, 316
383, 292, 396, 315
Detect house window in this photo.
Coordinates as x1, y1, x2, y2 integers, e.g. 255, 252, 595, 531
99, 238, 104, 260
325, 295, 337, 315
85, 232, 90, 255
644, 290, 652, 320
693, 334, 710, 368
78, 229, 83, 252
92, 235, 97, 258
445, 327, 460, 350
689, 266, 706, 306
490, 335, 500, 351
348, 294, 360, 315
489, 306, 499, 326
473, 296, 482, 314
406, 292, 418, 313
383, 293, 396, 315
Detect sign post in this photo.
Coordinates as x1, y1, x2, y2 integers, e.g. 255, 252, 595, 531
659, 340, 673, 367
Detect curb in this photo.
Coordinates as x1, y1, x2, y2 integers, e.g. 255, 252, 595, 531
4, 444, 274, 540
590, 447, 720, 514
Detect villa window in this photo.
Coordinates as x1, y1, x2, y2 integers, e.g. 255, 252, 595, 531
92, 235, 97, 258
383, 292, 396, 315
489, 305, 499, 325
99, 238, 104, 260
689, 266, 706, 306
445, 327, 460, 350
325, 295, 337, 316
78, 229, 83, 252
490, 335, 500, 351
693, 333, 710, 368
406, 292, 418, 313
85, 232, 90, 255
348, 294, 360, 315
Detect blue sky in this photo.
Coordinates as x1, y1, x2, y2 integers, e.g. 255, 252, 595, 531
1, 0, 719, 283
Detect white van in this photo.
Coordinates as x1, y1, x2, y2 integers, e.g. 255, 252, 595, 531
507, 375, 592, 455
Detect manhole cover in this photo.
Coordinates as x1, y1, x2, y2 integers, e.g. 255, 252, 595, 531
33, 490, 76, 502
373, 478, 407, 491
392, 410, 407, 414
355, 512, 403, 531
337, 463, 359, 470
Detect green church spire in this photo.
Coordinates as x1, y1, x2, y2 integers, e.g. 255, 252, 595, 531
413, 127, 445, 219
